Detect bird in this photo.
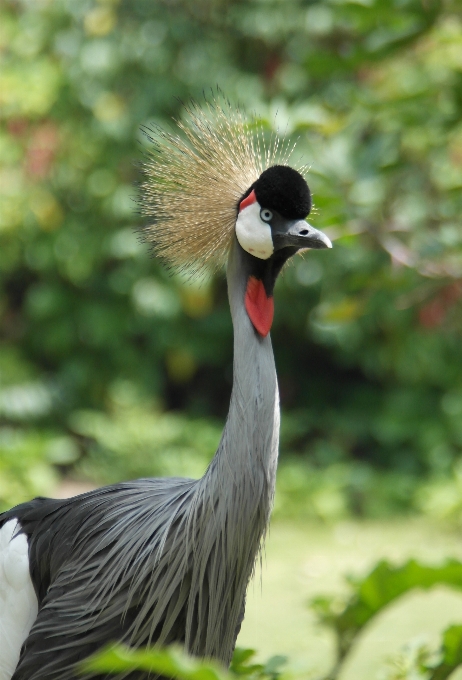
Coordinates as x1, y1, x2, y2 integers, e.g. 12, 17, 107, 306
0, 95, 332, 680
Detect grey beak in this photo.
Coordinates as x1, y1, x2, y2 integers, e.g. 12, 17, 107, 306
273, 220, 333, 251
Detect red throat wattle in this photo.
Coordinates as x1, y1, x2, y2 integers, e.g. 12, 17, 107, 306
245, 276, 274, 337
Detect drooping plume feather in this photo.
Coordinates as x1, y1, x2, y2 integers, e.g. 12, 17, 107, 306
139, 94, 297, 275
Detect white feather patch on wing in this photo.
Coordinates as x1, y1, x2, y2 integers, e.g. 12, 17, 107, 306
0, 519, 38, 680
235, 202, 274, 260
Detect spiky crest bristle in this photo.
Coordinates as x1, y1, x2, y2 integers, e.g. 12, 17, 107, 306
139, 94, 303, 276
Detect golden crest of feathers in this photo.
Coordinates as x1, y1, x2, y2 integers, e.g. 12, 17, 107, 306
139, 94, 300, 276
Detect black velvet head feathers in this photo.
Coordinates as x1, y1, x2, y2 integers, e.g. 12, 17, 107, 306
251, 165, 311, 219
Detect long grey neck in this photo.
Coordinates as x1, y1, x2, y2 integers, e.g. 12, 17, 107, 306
202, 236, 280, 520
184, 237, 280, 661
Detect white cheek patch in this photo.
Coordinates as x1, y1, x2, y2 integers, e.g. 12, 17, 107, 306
235, 202, 274, 260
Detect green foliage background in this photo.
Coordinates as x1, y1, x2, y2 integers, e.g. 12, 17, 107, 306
1, 0, 462, 517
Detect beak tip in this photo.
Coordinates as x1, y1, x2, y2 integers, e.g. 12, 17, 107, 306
312, 233, 333, 250
305, 222, 333, 249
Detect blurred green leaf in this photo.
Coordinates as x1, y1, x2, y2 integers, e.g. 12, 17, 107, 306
432, 625, 462, 679
82, 644, 229, 680
84, 644, 287, 680
312, 559, 462, 665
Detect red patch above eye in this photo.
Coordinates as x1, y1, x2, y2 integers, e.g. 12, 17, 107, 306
239, 189, 257, 212
245, 276, 274, 337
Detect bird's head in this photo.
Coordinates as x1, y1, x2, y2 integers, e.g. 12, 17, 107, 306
140, 95, 332, 337
236, 165, 331, 259
234, 165, 331, 336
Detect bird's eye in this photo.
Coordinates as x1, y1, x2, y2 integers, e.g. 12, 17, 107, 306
260, 209, 273, 223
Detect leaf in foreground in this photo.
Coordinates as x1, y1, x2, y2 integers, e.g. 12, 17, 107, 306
312, 559, 462, 661
82, 644, 229, 680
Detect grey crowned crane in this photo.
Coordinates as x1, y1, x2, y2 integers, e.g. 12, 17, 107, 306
0, 97, 332, 680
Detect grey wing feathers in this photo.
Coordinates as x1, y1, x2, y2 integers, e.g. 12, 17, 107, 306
1, 479, 198, 680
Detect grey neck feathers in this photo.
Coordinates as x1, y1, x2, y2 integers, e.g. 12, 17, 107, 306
205, 236, 280, 506
184, 237, 280, 661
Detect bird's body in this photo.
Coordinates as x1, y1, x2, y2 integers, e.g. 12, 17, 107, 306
0, 96, 331, 679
